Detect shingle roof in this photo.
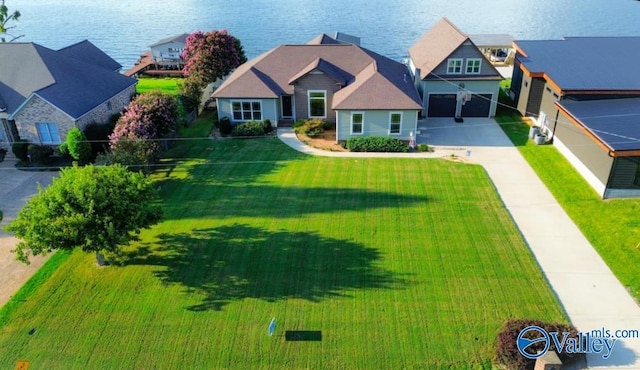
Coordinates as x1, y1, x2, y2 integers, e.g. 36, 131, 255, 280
408, 17, 468, 80
58, 40, 122, 71
150, 33, 189, 48
515, 37, 640, 91
558, 98, 640, 151
213, 43, 421, 110
0, 42, 136, 119
307, 34, 342, 45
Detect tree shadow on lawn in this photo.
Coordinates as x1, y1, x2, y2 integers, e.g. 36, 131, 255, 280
160, 182, 430, 220
124, 225, 412, 311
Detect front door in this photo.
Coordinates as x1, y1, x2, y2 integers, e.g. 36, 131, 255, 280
281, 95, 293, 118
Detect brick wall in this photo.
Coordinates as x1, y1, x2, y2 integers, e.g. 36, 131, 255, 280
76, 85, 135, 129
13, 96, 75, 144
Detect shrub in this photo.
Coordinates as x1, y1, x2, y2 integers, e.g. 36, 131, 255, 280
66, 128, 92, 164
27, 144, 54, 164
58, 142, 70, 158
346, 137, 409, 152
495, 319, 584, 370
417, 143, 431, 152
96, 139, 155, 173
231, 121, 265, 137
294, 118, 325, 137
84, 120, 116, 159
322, 121, 334, 131
219, 117, 233, 136
292, 119, 306, 129
262, 119, 273, 134
12, 140, 29, 161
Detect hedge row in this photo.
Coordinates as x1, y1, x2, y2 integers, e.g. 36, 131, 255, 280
345, 136, 408, 152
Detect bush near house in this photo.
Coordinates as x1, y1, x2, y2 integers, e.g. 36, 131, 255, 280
495, 319, 584, 369
293, 118, 327, 137
65, 128, 92, 164
84, 118, 118, 159
12, 140, 29, 161
27, 144, 54, 164
219, 117, 233, 136
231, 121, 265, 137
345, 137, 409, 152
417, 143, 431, 152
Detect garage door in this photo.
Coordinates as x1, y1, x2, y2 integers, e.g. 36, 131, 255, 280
427, 94, 456, 117
462, 94, 492, 117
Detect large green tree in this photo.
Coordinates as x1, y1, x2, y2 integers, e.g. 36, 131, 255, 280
0, 0, 22, 42
7, 164, 163, 265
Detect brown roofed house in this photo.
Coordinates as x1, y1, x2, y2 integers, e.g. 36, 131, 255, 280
212, 34, 422, 142
408, 17, 502, 119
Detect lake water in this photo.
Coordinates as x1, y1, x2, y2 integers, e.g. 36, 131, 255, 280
8, 0, 640, 69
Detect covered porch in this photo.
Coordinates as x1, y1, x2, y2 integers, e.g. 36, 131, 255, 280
469, 34, 515, 67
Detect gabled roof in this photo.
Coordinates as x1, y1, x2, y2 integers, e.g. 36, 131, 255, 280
0, 42, 136, 119
150, 33, 189, 48
469, 34, 514, 48
58, 40, 122, 71
408, 17, 468, 80
515, 37, 640, 91
213, 43, 421, 110
288, 57, 352, 85
307, 34, 342, 45
557, 98, 640, 152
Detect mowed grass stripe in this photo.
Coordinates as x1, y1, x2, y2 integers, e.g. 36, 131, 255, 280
0, 136, 565, 368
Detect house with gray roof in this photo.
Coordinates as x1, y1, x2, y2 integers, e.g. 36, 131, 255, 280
0, 40, 136, 150
511, 36, 640, 198
408, 18, 502, 119
150, 33, 189, 66
212, 34, 422, 142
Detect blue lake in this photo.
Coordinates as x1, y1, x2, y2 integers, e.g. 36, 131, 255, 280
9, 0, 640, 69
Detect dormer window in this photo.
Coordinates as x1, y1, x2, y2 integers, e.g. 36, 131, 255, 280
447, 58, 463, 74
466, 59, 482, 74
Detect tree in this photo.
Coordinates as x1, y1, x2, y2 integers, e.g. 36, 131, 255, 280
65, 127, 92, 164
0, 0, 22, 42
180, 29, 247, 104
107, 91, 179, 168
7, 164, 163, 265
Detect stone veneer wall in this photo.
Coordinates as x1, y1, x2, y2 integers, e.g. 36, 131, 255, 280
13, 84, 136, 145
76, 85, 136, 129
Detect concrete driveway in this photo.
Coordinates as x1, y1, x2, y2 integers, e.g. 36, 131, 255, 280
417, 117, 513, 147
0, 159, 57, 307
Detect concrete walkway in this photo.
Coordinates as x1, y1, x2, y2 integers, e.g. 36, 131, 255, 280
0, 158, 56, 307
278, 122, 640, 369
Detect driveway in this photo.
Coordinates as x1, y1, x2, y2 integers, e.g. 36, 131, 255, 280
280, 119, 640, 369
0, 159, 57, 307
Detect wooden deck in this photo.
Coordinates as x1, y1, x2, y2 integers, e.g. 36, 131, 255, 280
124, 51, 185, 77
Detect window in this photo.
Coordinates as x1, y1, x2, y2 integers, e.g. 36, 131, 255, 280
36, 122, 61, 144
389, 112, 402, 135
447, 58, 463, 74
231, 100, 262, 121
465, 59, 482, 74
308, 90, 326, 118
351, 112, 364, 134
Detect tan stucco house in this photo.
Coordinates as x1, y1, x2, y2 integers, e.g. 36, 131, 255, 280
0, 40, 136, 151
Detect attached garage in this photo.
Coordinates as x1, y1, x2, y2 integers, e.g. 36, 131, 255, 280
462, 93, 492, 117
427, 94, 456, 117
427, 93, 493, 117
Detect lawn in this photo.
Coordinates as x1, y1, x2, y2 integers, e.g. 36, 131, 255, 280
496, 112, 640, 301
135, 77, 183, 95
0, 119, 565, 368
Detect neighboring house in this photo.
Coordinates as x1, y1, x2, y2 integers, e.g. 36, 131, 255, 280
511, 36, 640, 198
150, 33, 189, 68
212, 34, 422, 142
0, 40, 137, 150
408, 17, 502, 118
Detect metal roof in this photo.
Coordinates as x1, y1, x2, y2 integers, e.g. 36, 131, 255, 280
516, 37, 640, 91
150, 33, 189, 48
469, 34, 514, 48
558, 98, 640, 151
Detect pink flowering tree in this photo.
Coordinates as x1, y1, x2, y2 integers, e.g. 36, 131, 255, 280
107, 91, 179, 168
180, 29, 247, 108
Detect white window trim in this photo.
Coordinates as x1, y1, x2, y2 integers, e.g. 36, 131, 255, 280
231, 100, 263, 122
447, 58, 463, 74
350, 111, 364, 135
388, 112, 402, 135
36, 122, 61, 144
308, 90, 327, 119
465, 58, 482, 74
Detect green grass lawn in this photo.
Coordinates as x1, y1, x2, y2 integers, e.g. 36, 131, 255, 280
136, 77, 183, 95
496, 112, 640, 301
0, 121, 565, 368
